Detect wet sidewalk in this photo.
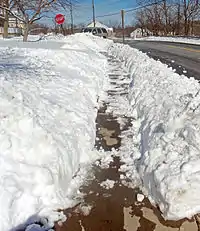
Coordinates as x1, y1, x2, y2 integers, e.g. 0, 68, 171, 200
55, 55, 199, 231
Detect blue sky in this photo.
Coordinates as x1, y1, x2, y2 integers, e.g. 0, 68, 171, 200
42, 0, 137, 27
73, 0, 137, 26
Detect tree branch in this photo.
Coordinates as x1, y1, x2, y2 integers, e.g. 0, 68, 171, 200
0, 5, 25, 22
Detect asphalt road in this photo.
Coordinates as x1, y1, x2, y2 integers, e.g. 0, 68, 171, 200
124, 40, 200, 80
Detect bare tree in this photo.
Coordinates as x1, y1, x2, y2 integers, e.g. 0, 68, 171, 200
104, 19, 120, 28
0, 0, 13, 38
4, 0, 9, 38
136, 10, 146, 35
183, 0, 199, 35
0, 0, 72, 41
136, 0, 200, 36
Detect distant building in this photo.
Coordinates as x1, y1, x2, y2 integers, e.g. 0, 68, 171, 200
114, 26, 135, 38
0, 6, 22, 36
130, 28, 152, 38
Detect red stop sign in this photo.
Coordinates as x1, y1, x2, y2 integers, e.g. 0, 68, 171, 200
55, 14, 65, 25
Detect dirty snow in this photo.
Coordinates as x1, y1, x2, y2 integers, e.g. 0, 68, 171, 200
79, 205, 93, 216
100, 179, 115, 189
108, 42, 200, 220
96, 152, 114, 169
135, 36, 200, 45
0, 34, 111, 231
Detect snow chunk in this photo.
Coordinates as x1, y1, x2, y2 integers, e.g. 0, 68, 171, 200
79, 205, 93, 216
137, 194, 145, 202
100, 179, 115, 189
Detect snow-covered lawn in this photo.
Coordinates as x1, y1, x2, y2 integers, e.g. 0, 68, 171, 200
134, 36, 200, 45
0, 34, 111, 231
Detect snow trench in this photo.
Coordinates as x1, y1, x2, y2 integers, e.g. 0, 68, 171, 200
108, 42, 200, 220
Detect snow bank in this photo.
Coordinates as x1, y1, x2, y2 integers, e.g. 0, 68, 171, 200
61, 33, 112, 52
108, 42, 200, 220
40, 33, 112, 52
0, 34, 108, 230
135, 36, 200, 45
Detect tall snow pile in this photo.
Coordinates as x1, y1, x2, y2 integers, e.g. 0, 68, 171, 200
0, 34, 110, 231
108, 42, 200, 220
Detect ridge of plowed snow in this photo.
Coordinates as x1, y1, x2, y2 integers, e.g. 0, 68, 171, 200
0, 34, 109, 231
135, 36, 200, 45
108, 42, 200, 220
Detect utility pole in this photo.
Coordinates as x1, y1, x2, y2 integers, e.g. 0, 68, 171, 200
70, 0, 74, 34
121, 9, 125, 43
92, 0, 96, 27
177, 2, 180, 35
3, 0, 9, 38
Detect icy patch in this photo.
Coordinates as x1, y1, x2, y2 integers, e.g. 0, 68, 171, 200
25, 224, 54, 231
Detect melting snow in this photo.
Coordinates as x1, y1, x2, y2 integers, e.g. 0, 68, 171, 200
100, 179, 115, 189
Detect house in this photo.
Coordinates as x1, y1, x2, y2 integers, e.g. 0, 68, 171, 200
87, 21, 113, 36
130, 28, 152, 38
0, 7, 22, 36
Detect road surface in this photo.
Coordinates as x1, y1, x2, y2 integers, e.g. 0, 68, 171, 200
124, 40, 200, 80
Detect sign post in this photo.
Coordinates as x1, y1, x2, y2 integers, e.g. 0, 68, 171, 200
55, 14, 65, 34
121, 10, 125, 43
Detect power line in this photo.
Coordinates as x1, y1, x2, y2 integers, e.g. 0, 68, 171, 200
75, 0, 123, 9
126, 0, 165, 12
95, 0, 165, 19
96, 11, 120, 19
